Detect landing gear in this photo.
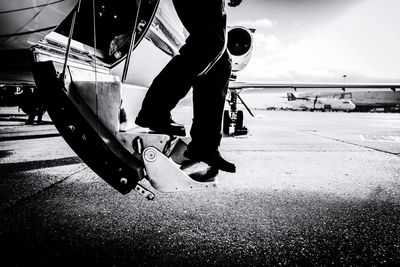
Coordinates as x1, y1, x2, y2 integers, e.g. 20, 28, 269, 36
223, 89, 250, 136
223, 109, 247, 135
19, 86, 47, 123
235, 110, 244, 131
223, 110, 231, 134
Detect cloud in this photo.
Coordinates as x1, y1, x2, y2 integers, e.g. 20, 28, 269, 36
234, 18, 275, 28
237, 36, 340, 82
253, 33, 281, 53
309, 0, 400, 81
236, 0, 400, 83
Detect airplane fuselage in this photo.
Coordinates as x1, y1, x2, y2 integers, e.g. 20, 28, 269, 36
288, 98, 356, 111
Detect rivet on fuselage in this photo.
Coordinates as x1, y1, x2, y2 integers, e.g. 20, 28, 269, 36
67, 125, 75, 133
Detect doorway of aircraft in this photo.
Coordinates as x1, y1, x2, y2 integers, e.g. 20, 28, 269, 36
55, 0, 159, 65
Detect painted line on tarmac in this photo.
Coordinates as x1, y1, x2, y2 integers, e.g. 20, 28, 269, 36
360, 134, 400, 142
304, 132, 399, 157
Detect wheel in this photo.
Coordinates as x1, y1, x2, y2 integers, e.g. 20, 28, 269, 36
18, 87, 34, 115
18, 87, 46, 116
223, 110, 231, 134
235, 110, 243, 130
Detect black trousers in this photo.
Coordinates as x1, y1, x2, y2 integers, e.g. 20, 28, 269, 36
137, 0, 232, 154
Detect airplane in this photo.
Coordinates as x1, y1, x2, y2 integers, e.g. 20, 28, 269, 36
285, 92, 356, 112
0, 0, 80, 85
1, 0, 400, 199
0, 0, 259, 199
295, 91, 400, 112
0, 0, 79, 113
225, 81, 400, 135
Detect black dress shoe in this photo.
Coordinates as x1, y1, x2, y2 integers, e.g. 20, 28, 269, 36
135, 116, 186, 136
183, 150, 236, 173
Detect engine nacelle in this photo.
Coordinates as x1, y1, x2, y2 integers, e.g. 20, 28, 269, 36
227, 26, 254, 72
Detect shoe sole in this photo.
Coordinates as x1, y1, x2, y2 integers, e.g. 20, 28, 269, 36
183, 152, 236, 173
136, 119, 186, 136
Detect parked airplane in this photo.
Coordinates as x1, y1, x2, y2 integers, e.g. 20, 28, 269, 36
8, 0, 257, 198
0, 0, 78, 83
0, 0, 79, 114
1, 0, 400, 197
294, 91, 400, 112
226, 81, 400, 134
285, 92, 356, 111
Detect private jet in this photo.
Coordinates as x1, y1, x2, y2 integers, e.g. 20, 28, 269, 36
1, 0, 399, 198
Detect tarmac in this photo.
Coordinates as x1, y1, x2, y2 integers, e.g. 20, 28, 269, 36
1, 105, 400, 266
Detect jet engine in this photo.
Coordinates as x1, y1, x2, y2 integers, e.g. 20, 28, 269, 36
227, 26, 255, 72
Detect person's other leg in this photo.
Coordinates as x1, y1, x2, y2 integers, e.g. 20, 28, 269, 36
135, 0, 227, 135
26, 112, 35, 125
36, 104, 45, 124
185, 51, 236, 173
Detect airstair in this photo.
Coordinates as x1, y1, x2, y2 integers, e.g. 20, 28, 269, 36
30, 0, 217, 199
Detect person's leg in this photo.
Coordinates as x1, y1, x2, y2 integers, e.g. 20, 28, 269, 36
26, 112, 35, 125
184, 51, 236, 173
36, 104, 45, 124
25, 104, 35, 125
135, 0, 227, 135
189, 51, 231, 153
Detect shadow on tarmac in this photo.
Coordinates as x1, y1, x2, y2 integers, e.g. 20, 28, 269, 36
0, 132, 60, 142
0, 150, 12, 159
0, 113, 28, 118
0, 156, 82, 173
0, 186, 399, 266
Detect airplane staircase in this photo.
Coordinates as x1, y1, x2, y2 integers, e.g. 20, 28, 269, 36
31, 59, 218, 199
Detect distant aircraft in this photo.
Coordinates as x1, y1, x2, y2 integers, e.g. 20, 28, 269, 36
226, 81, 400, 134
1, 0, 399, 197
294, 91, 400, 112
285, 92, 356, 111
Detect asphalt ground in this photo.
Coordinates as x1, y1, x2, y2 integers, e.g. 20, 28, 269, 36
1, 106, 400, 266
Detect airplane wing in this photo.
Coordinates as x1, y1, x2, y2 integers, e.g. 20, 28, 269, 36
226, 81, 400, 123
229, 81, 400, 91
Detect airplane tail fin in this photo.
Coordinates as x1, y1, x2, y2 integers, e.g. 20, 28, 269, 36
287, 93, 297, 101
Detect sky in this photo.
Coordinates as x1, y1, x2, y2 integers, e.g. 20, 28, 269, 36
226, 0, 400, 83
